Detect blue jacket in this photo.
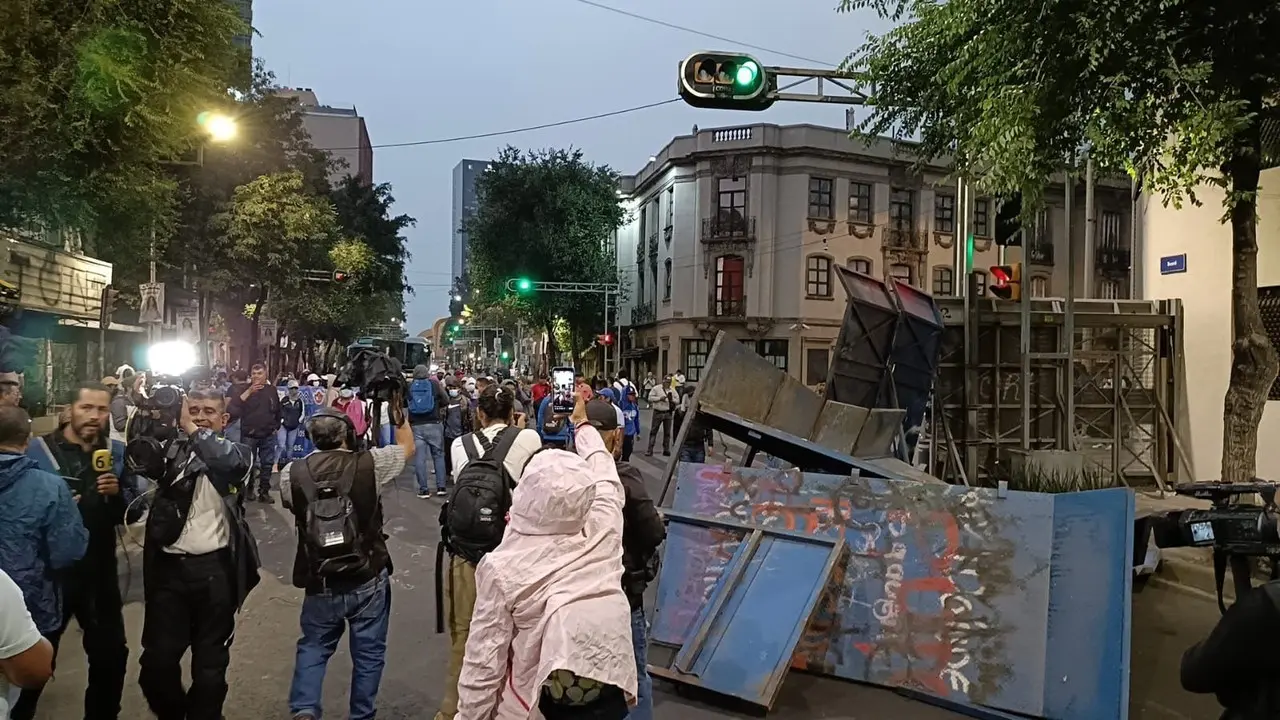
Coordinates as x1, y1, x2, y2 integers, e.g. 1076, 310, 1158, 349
0, 452, 89, 634
618, 390, 640, 437
537, 395, 573, 444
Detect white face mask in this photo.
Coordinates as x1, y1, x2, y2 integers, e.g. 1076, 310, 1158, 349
448, 389, 460, 398
340, 389, 354, 399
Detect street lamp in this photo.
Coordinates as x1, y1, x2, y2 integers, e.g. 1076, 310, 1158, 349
197, 111, 237, 143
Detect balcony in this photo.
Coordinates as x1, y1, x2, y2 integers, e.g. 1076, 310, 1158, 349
701, 215, 756, 242
630, 301, 655, 326
1027, 239, 1054, 265
648, 232, 659, 259
1096, 245, 1131, 275
711, 296, 746, 318
881, 227, 928, 252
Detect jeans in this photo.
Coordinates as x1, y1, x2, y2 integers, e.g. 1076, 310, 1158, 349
621, 433, 635, 462
627, 607, 653, 720
646, 412, 671, 454
242, 433, 278, 494
678, 445, 705, 464
277, 426, 300, 466
413, 422, 447, 493
289, 571, 392, 720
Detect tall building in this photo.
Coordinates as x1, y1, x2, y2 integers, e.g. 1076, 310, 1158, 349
616, 122, 1134, 384
452, 159, 491, 283
228, 0, 252, 50
275, 88, 373, 187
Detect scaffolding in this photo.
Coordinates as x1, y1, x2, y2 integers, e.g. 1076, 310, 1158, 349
929, 296, 1183, 488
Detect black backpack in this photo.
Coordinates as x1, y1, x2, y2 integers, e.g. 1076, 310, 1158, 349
292, 452, 373, 579
435, 427, 520, 632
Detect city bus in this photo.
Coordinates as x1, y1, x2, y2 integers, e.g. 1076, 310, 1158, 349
345, 336, 428, 370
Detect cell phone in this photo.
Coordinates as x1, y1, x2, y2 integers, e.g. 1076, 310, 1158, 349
551, 367, 575, 413
92, 449, 113, 474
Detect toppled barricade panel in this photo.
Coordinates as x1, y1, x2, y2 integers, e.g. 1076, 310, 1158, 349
651, 463, 1134, 720
648, 511, 844, 710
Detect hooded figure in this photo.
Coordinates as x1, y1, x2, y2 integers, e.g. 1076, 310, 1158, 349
455, 422, 637, 719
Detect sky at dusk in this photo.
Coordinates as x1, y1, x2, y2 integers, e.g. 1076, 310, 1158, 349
253, 0, 892, 334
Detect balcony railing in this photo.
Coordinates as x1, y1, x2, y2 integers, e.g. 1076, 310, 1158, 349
881, 226, 928, 252
1096, 245, 1131, 274
701, 215, 756, 242
1027, 239, 1054, 265
711, 296, 746, 318
630, 301, 655, 326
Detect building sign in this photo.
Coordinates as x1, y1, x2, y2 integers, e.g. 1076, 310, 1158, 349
1159, 253, 1187, 275
0, 238, 113, 320
138, 283, 164, 324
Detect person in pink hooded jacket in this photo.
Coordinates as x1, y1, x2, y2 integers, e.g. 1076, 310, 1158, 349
455, 392, 637, 720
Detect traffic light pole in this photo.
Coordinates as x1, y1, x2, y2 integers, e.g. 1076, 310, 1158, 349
763, 66, 867, 105
505, 279, 622, 376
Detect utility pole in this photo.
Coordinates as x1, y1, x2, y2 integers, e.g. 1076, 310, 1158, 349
505, 279, 622, 375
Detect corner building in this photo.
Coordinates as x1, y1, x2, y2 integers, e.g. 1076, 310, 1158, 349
615, 123, 1134, 386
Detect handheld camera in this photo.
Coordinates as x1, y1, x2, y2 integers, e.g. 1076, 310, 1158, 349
1150, 481, 1280, 612
125, 374, 190, 482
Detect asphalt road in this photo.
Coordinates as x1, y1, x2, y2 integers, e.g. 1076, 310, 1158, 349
32, 413, 1229, 720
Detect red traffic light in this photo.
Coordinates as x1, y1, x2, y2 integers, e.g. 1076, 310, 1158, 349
599, 333, 614, 346
990, 267, 1012, 285
332, 270, 350, 283
988, 263, 1021, 301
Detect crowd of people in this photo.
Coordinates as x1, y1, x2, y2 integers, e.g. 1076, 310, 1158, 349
0, 358, 709, 720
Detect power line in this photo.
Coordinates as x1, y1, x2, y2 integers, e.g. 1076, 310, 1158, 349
567, 0, 839, 68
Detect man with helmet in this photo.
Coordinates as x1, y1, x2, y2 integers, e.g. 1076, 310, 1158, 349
278, 400, 415, 720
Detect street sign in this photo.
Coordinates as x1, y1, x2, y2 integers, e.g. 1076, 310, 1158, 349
1159, 253, 1187, 275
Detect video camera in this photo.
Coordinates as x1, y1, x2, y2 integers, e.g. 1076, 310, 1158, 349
336, 346, 406, 403
125, 374, 191, 482
1150, 481, 1280, 612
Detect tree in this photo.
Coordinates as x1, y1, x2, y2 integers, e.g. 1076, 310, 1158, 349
330, 176, 414, 301
465, 147, 624, 356
842, 0, 1280, 482
211, 171, 343, 357
0, 0, 248, 247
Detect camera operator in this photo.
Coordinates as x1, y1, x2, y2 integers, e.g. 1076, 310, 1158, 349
14, 382, 130, 720
1181, 577, 1280, 718
227, 363, 281, 504
138, 386, 260, 720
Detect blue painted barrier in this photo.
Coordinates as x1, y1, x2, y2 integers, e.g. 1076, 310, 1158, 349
651, 463, 1134, 720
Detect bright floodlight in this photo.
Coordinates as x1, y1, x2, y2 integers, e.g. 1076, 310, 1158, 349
147, 341, 196, 377
200, 112, 237, 143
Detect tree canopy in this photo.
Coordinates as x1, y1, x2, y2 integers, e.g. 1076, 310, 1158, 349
842, 0, 1280, 481
465, 147, 624, 353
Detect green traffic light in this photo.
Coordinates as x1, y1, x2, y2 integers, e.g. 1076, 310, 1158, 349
735, 61, 759, 89
965, 235, 975, 273
515, 277, 532, 292
501, 351, 510, 359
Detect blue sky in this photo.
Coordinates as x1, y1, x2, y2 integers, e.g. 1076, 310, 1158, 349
254, 0, 891, 334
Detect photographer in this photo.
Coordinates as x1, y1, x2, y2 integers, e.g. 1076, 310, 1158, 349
138, 387, 260, 720
1181, 578, 1280, 718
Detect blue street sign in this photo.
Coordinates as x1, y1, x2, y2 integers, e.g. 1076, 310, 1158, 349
1160, 254, 1187, 275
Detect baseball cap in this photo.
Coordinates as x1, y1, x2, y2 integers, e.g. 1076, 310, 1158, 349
584, 398, 620, 431
287, 379, 299, 388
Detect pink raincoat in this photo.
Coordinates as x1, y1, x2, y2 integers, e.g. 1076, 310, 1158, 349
455, 425, 637, 720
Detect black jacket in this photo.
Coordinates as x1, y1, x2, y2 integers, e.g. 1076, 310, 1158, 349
287, 450, 389, 593
281, 394, 304, 430
228, 385, 281, 438
617, 461, 665, 609
1181, 580, 1280, 719
143, 429, 261, 610
37, 430, 127, 568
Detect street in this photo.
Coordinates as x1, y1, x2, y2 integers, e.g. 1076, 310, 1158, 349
31, 413, 1226, 720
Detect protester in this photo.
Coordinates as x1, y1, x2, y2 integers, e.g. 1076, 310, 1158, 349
408, 364, 450, 498
279, 403, 414, 720
108, 373, 143, 445
673, 385, 712, 463
617, 383, 640, 461
138, 387, 260, 720
581, 398, 665, 720
645, 376, 678, 457
441, 377, 474, 485
278, 379, 304, 469
454, 390, 637, 720
227, 363, 281, 503
435, 383, 541, 720
0, 569, 54, 718
333, 387, 368, 442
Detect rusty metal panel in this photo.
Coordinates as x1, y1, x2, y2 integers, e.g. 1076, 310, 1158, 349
655, 511, 844, 709
695, 333, 780, 423
811, 401, 870, 455
652, 463, 1132, 719
764, 372, 823, 438
0, 237, 112, 320
852, 407, 906, 457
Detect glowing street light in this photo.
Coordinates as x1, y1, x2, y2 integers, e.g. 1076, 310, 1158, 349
197, 111, 238, 143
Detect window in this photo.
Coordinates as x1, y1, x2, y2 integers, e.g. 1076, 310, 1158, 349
934, 194, 956, 233
649, 198, 660, 236
637, 266, 646, 300
663, 258, 672, 301
806, 255, 833, 297
848, 182, 873, 224
974, 199, 990, 237
931, 266, 954, 296
889, 188, 914, 231
848, 256, 873, 275
1030, 275, 1049, 298
716, 177, 747, 227
1101, 211, 1122, 247
888, 263, 913, 285
714, 255, 745, 316
755, 340, 789, 372
665, 185, 674, 228
682, 339, 710, 382
805, 347, 830, 386
1099, 278, 1121, 299
808, 177, 834, 218
638, 202, 646, 241
974, 270, 988, 296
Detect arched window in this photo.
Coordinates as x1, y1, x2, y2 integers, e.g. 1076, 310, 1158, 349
663, 258, 672, 301
931, 266, 954, 296
806, 254, 833, 297
888, 263, 914, 285
847, 256, 873, 275
714, 255, 745, 316
1030, 275, 1049, 298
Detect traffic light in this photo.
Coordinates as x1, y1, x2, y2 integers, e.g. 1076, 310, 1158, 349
989, 264, 1022, 301
332, 270, 350, 283
501, 350, 510, 360
99, 285, 119, 327
678, 51, 775, 111
994, 194, 1023, 247
448, 295, 463, 316
514, 277, 533, 293
599, 333, 614, 346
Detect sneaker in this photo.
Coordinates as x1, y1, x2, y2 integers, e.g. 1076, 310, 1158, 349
257, 492, 275, 505
434, 488, 449, 497
417, 490, 431, 499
